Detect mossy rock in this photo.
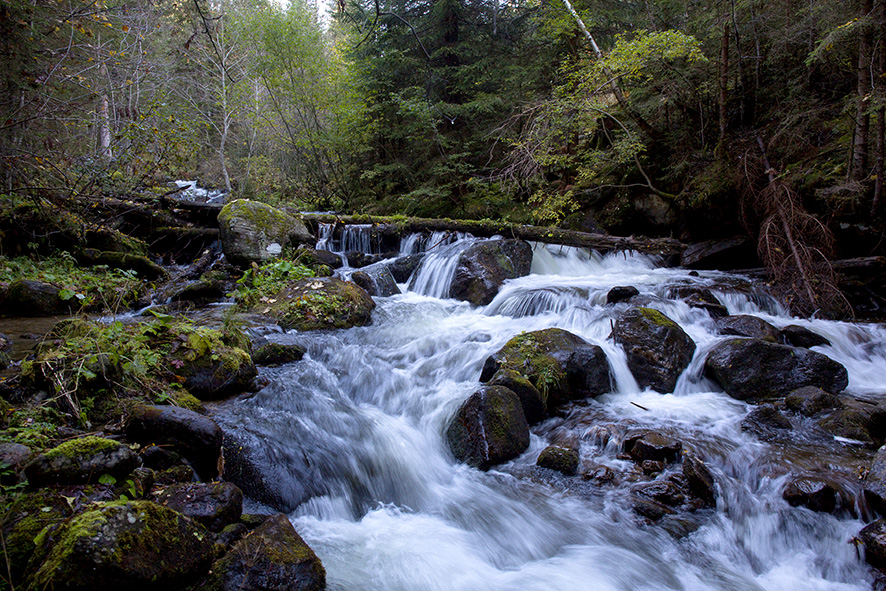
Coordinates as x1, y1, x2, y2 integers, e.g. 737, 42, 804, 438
156, 482, 243, 533
446, 386, 530, 471
218, 199, 313, 267
264, 277, 375, 331
252, 341, 307, 366
1, 489, 74, 585
480, 328, 610, 408
202, 513, 325, 591
448, 239, 533, 306
3, 279, 73, 317
166, 327, 257, 401
24, 436, 140, 487
611, 307, 696, 393
75, 248, 167, 281
26, 500, 215, 590
536, 445, 579, 475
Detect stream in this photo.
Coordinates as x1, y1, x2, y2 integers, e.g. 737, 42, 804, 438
214, 231, 886, 591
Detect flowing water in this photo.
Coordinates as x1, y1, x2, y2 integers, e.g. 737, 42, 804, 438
214, 232, 886, 591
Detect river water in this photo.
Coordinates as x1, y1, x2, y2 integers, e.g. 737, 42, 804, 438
215, 233, 886, 591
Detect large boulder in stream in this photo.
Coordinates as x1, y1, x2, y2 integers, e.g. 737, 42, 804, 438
611, 307, 696, 393
703, 338, 848, 401
350, 260, 400, 297
446, 386, 530, 470
264, 276, 375, 331
218, 199, 313, 267
2, 279, 74, 316
449, 239, 533, 306
480, 328, 611, 410
26, 501, 215, 591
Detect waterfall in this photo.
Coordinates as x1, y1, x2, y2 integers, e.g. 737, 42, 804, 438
215, 238, 882, 591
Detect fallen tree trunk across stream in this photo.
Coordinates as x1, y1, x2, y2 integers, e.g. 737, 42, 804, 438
298, 214, 687, 256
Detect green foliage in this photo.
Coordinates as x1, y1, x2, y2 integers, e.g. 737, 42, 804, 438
231, 258, 317, 309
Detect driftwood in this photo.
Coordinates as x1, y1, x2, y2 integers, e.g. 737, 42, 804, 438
299, 214, 686, 256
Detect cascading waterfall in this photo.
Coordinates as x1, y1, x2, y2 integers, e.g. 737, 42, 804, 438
215, 238, 885, 591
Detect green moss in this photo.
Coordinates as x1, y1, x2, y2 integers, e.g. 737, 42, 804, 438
169, 391, 204, 412
43, 436, 121, 461
497, 332, 565, 400
1, 490, 73, 583
638, 307, 679, 329
219, 199, 293, 232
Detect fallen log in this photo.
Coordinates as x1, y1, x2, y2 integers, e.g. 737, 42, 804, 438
732, 257, 886, 278
298, 214, 686, 256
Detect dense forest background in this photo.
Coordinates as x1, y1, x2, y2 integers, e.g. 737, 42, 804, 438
2, 0, 885, 245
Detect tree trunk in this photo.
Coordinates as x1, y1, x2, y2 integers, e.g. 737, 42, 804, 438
718, 23, 730, 149
98, 94, 113, 160
851, 0, 873, 182
872, 0, 885, 215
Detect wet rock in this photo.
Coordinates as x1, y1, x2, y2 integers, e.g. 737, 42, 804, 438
216, 522, 249, 549
682, 455, 717, 507
126, 405, 223, 480
169, 333, 257, 401
631, 480, 685, 506
0, 442, 33, 485
3, 279, 73, 316
487, 368, 546, 425
75, 248, 167, 280
582, 464, 615, 484
449, 239, 533, 306
218, 199, 313, 267
157, 482, 244, 533
659, 515, 704, 539
141, 445, 182, 472
25, 436, 140, 487
351, 261, 400, 297
704, 338, 848, 401
785, 386, 843, 416
308, 248, 344, 270
480, 328, 610, 407
1, 489, 73, 585
446, 386, 530, 471
860, 519, 886, 570
265, 277, 375, 331
817, 398, 886, 446
623, 431, 682, 464
716, 315, 780, 342
26, 501, 215, 590
683, 289, 729, 318
865, 447, 886, 517
606, 286, 639, 304
203, 513, 325, 591
630, 496, 676, 521
782, 475, 838, 513
156, 464, 197, 486
253, 341, 306, 366
611, 307, 696, 393
641, 460, 665, 475
168, 278, 226, 304
388, 253, 425, 283
779, 324, 831, 348
536, 446, 579, 476
741, 404, 792, 439
129, 467, 155, 499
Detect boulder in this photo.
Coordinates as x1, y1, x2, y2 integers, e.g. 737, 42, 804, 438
741, 404, 792, 440
388, 253, 425, 283
126, 405, 223, 480
25, 436, 140, 487
536, 446, 579, 476
611, 308, 696, 393
351, 261, 400, 297
704, 338, 848, 401
606, 286, 639, 305
487, 368, 546, 425
816, 399, 886, 445
782, 476, 838, 513
252, 340, 307, 366
682, 289, 728, 318
631, 480, 685, 506
305, 247, 344, 269
630, 496, 676, 521
860, 519, 886, 570
623, 431, 682, 464
203, 513, 325, 591
480, 328, 610, 407
168, 332, 257, 401
449, 239, 533, 306
784, 386, 842, 416
156, 482, 243, 532
3, 279, 73, 316
168, 278, 226, 304
1, 489, 73, 585
264, 277, 375, 331
26, 501, 215, 590
75, 248, 167, 281
779, 324, 831, 348
0, 442, 33, 485
865, 446, 886, 517
446, 386, 530, 471
218, 199, 313, 267
682, 455, 717, 506
716, 315, 780, 342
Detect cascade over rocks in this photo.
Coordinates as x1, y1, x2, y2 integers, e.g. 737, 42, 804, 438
388, 253, 425, 282
218, 199, 313, 267
448, 239, 532, 305
782, 475, 839, 513
350, 261, 400, 297
203, 513, 326, 591
446, 386, 530, 471
479, 327, 610, 407
611, 307, 696, 393
264, 277, 375, 331
25, 500, 215, 591
25, 436, 140, 487
704, 338, 849, 401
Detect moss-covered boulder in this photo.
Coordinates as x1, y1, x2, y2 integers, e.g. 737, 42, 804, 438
126, 405, 223, 480
704, 338, 848, 401
166, 327, 257, 400
218, 199, 313, 267
26, 500, 215, 590
486, 368, 546, 425
611, 307, 696, 393
203, 513, 325, 591
156, 482, 243, 533
252, 340, 307, 366
536, 445, 579, 475
3, 279, 74, 317
75, 248, 167, 281
448, 239, 533, 305
446, 386, 530, 471
479, 328, 610, 409
264, 277, 375, 331
1, 489, 74, 585
24, 436, 140, 487
785, 386, 842, 417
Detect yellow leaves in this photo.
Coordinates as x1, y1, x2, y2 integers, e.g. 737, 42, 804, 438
122, 25, 129, 33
